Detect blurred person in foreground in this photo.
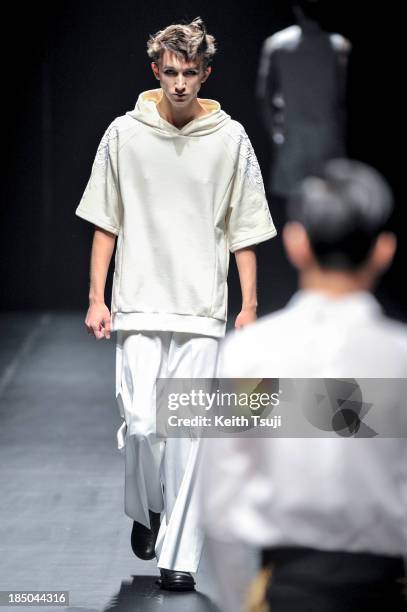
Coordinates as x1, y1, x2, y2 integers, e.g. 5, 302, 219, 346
201, 159, 407, 611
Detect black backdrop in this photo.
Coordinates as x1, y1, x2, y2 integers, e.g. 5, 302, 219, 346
2, 1, 405, 320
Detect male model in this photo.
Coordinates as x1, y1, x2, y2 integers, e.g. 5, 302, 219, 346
75, 17, 276, 591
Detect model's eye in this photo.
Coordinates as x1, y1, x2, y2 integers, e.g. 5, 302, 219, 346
164, 70, 176, 75
185, 71, 198, 76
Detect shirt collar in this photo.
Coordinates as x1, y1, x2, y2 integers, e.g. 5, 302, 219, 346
286, 289, 383, 320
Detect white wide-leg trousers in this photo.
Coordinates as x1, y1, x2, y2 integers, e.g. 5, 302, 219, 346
115, 330, 220, 573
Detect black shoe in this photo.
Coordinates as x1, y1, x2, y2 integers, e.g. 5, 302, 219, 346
157, 568, 196, 591
130, 510, 161, 561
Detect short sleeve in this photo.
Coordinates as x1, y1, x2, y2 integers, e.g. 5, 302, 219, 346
225, 125, 277, 253
75, 121, 122, 235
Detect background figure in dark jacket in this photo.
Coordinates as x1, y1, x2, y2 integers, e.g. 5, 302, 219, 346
256, 0, 351, 197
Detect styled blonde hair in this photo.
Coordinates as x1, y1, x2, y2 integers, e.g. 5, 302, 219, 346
146, 17, 217, 69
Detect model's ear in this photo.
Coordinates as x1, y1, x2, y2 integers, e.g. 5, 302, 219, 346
151, 62, 160, 80
201, 66, 212, 83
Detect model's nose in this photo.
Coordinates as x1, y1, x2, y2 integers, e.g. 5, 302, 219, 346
175, 74, 186, 91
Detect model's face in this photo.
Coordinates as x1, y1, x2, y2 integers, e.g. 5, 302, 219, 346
151, 50, 211, 108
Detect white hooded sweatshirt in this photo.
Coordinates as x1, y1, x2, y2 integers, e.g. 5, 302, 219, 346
75, 89, 277, 337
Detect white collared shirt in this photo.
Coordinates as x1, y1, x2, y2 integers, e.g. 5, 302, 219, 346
202, 290, 407, 558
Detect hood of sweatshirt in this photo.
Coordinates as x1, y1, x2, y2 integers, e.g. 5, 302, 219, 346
126, 88, 231, 137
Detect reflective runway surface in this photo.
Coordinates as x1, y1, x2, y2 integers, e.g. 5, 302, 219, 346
0, 313, 258, 611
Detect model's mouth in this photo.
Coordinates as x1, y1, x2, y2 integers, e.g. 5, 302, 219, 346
174, 94, 186, 98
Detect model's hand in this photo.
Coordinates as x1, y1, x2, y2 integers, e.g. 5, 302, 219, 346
234, 307, 257, 330
85, 302, 111, 340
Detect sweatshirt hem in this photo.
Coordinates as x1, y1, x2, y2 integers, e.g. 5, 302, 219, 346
111, 311, 226, 338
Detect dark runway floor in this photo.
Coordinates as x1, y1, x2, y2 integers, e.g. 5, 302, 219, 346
0, 312, 258, 612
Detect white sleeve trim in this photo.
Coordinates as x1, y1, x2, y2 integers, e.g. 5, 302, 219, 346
230, 227, 277, 253
75, 207, 120, 235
